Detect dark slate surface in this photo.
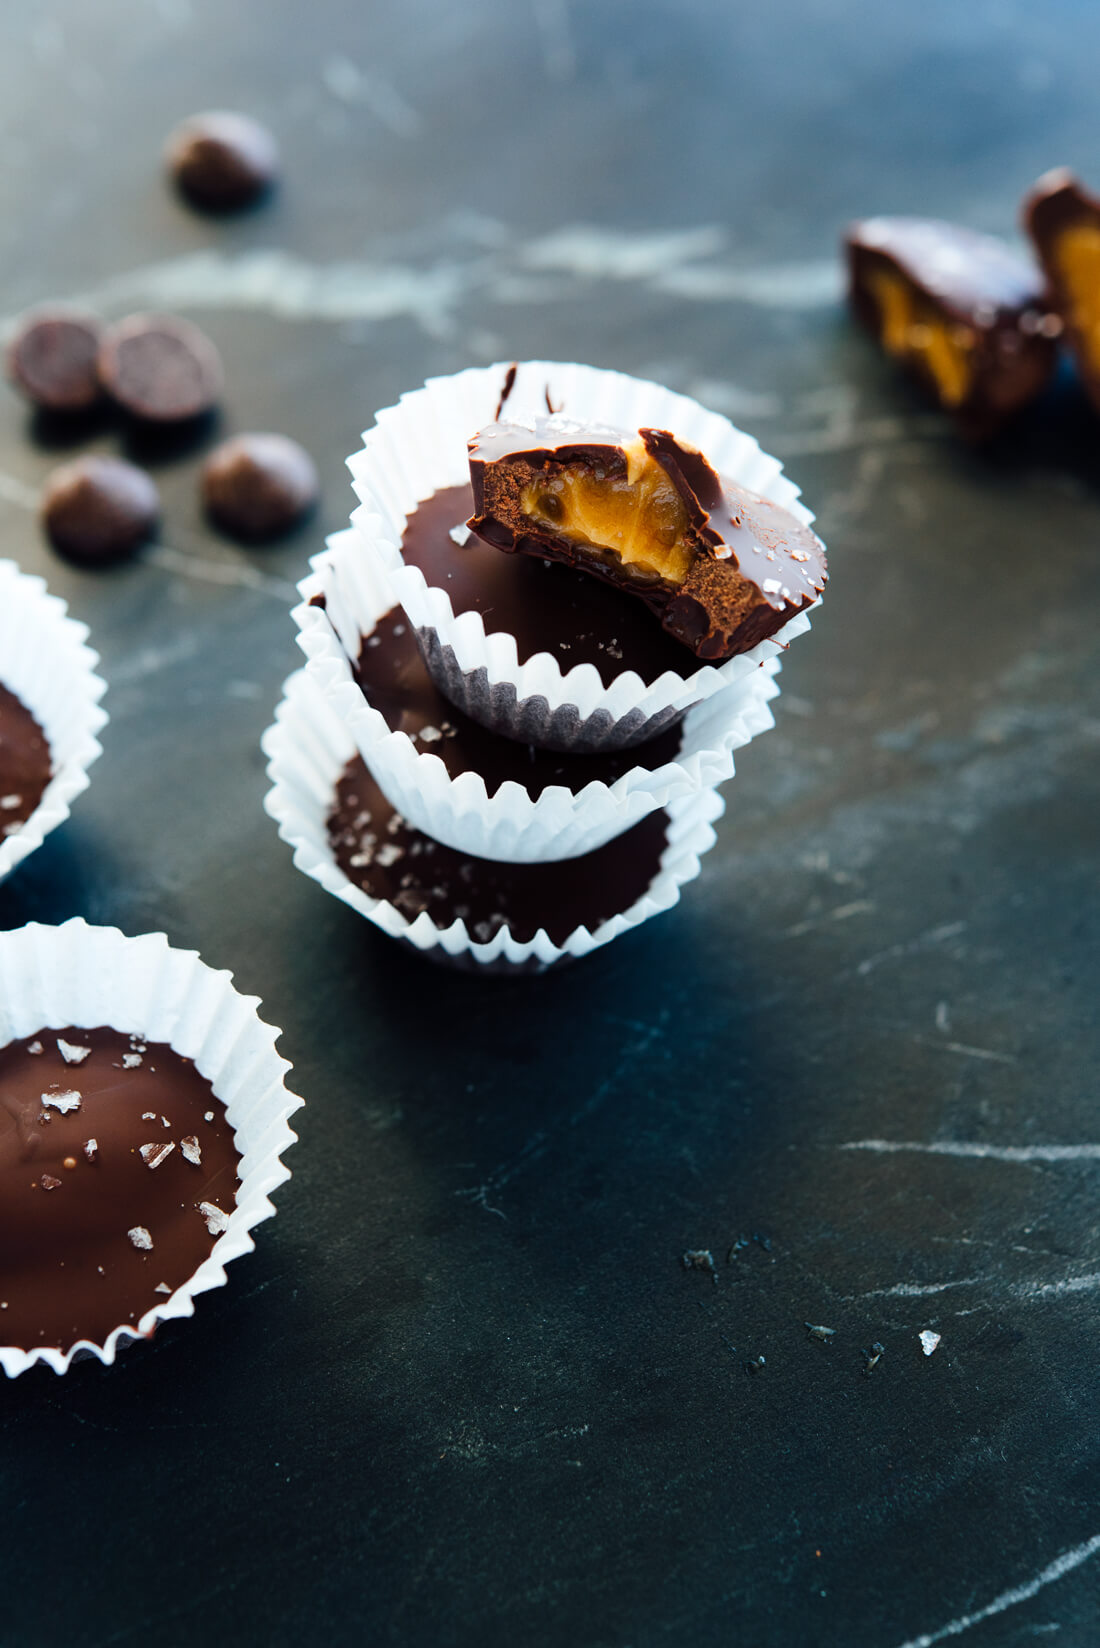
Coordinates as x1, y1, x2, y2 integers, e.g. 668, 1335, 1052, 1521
1, 2, 1099, 1644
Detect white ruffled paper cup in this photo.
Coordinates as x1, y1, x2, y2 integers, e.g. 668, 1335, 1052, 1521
346, 360, 820, 753
263, 667, 724, 973
292, 527, 777, 864
0, 560, 108, 885
0, 918, 303, 1378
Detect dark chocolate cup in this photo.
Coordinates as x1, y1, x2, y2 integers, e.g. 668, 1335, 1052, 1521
346, 362, 820, 753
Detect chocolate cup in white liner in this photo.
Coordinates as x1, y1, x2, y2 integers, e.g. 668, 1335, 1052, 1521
293, 527, 778, 864
0, 560, 108, 885
263, 667, 725, 973
345, 359, 820, 752
0, 918, 303, 1378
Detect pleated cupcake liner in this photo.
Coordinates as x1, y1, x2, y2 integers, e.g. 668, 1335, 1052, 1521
345, 359, 820, 751
0, 560, 108, 884
293, 528, 777, 863
0, 919, 303, 1378
262, 666, 725, 970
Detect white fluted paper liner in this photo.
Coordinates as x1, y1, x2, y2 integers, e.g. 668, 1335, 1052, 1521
0, 560, 108, 884
263, 667, 724, 969
345, 360, 820, 751
0, 919, 303, 1378
293, 527, 777, 863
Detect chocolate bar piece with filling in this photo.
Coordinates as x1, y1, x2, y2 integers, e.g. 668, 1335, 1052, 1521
1023, 169, 1100, 411
846, 216, 1060, 437
466, 418, 826, 662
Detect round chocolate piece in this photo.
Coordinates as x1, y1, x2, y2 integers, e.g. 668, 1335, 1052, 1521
0, 1027, 239, 1352
5, 310, 103, 412
98, 313, 223, 423
201, 432, 318, 541
165, 111, 279, 211
41, 456, 159, 564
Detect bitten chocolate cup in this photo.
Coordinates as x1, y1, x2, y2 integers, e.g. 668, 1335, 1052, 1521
0, 919, 303, 1377
346, 362, 822, 754
262, 668, 724, 972
292, 527, 778, 863
0, 560, 108, 886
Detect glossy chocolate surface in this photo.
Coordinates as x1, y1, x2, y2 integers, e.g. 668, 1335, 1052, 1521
846, 215, 1059, 436
0, 1027, 239, 1350
328, 754, 669, 944
400, 483, 697, 686
467, 418, 826, 659
5, 311, 103, 413
354, 606, 683, 797
0, 683, 51, 834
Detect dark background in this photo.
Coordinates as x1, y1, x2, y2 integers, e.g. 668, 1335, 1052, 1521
1, 2, 1098, 1644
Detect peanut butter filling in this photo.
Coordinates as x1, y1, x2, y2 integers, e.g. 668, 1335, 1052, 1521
1051, 222, 1100, 368
866, 268, 974, 407
521, 440, 695, 585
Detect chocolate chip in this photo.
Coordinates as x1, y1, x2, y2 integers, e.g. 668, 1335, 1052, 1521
98, 313, 223, 423
201, 432, 318, 541
5, 310, 103, 412
41, 455, 159, 564
165, 111, 279, 212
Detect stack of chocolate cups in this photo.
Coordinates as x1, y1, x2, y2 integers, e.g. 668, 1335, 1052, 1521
265, 363, 824, 973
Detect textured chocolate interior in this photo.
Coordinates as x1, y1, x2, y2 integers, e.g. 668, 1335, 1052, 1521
400, 483, 696, 686
0, 1027, 239, 1351
328, 755, 670, 945
355, 607, 683, 797
0, 682, 52, 835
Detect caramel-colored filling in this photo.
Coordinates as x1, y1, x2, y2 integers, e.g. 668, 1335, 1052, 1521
865, 268, 974, 407
522, 440, 695, 585
1052, 223, 1100, 367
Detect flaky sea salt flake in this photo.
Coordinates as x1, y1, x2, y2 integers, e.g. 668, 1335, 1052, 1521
919, 1330, 942, 1357
123, 1053, 143, 1069
128, 1226, 153, 1250
57, 1039, 92, 1065
84, 1139, 98, 1162
154, 1282, 172, 1295
140, 1141, 175, 1170
42, 1089, 81, 1114
199, 1201, 229, 1236
26, 1041, 43, 1055
180, 1136, 202, 1166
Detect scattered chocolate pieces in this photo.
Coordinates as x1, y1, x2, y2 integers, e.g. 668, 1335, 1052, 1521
200, 432, 318, 541
40, 455, 159, 564
5, 310, 104, 412
846, 215, 1058, 438
1024, 168, 1100, 411
98, 313, 223, 423
468, 417, 825, 660
166, 111, 279, 212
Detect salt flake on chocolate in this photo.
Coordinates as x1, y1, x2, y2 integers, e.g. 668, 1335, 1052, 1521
26, 1041, 43, 1055
42, 1089, 81, 1114
84, 1139, 98, 1162
128, 1226, 153, 1250
140, 1141, 175, 1169
123, 1053, 143, 1069
180, 1136, 202, 1166
154, 1282, 172, 1295
56, 1039, 92, 1065
199, 1201, 229, 1235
